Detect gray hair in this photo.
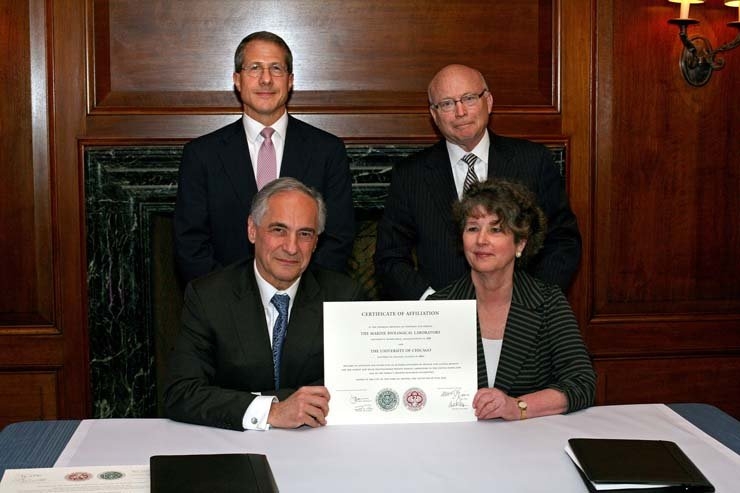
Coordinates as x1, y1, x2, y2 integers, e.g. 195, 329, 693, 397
234, 31, 293, 74
250, 177, 327, 233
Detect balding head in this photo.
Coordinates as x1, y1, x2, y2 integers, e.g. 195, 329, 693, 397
427, 64, 493, 152
428, 64, 487, 102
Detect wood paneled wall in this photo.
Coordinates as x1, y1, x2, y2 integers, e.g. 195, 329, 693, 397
1, 0, 89, 429
590, 0, 740, 416
1, 0, 738, 425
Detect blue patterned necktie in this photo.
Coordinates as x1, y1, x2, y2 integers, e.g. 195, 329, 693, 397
462, 153, 479, 195
270, 293, 290, 390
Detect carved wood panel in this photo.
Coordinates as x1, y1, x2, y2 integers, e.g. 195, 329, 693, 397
0, 372, 59, 429
0, 0, 54, 327
593, 0, 740, 319
90, 0, 558, 114
595, 356, 740, 418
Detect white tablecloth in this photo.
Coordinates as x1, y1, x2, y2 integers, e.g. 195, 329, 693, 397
55, 404, 740, 492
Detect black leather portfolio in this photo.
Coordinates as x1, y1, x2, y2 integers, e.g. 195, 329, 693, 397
567, 438, 714, 492
150, 453, 279, 493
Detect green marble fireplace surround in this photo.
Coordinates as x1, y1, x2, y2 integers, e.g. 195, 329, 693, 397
85, 144, 565, 418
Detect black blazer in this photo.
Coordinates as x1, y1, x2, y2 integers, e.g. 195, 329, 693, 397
374, 132, 582, 299
174, 116, 355, 284
163, 259, 365, 430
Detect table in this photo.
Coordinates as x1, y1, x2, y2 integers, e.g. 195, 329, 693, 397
2, 404, 740, 492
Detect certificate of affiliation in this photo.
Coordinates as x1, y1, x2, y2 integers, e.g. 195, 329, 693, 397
0, 465, 148, 492
323, 300, 477, 425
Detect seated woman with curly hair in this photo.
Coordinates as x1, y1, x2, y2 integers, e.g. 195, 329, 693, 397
429, 178, 595, 421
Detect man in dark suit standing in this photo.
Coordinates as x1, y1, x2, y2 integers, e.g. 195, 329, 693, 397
174, 31, 354, 284
374, 64, 581, 300
164, 178, 364, 431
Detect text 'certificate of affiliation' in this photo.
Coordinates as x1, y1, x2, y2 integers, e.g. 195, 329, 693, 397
324, 300, 477, 425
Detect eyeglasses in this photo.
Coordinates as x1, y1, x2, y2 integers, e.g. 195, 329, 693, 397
240, 63, 289, 78
430, 89, 489, 112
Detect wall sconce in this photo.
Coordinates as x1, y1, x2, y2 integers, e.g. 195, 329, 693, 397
667, 0, 740, 86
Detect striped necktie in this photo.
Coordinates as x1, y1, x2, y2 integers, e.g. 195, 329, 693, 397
462, 153, 479, 195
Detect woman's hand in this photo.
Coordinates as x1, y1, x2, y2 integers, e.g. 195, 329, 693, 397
472, 388, 519, 421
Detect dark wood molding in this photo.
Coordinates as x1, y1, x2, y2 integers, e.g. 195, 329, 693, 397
54, 0, 92, 419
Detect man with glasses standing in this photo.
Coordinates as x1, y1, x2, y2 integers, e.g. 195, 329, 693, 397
374, 64, 581, 300
174, 31, 354, 284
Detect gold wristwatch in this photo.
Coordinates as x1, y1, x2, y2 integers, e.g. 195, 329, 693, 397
516, 399, 528, 420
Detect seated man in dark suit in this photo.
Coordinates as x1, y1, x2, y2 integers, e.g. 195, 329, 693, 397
174, 31, 354, 284
164, 177, 364, 431
374, 64, 582, 300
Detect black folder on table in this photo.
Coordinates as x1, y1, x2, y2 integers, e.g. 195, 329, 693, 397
150, 453, 279, 493
567, 438, 714, 492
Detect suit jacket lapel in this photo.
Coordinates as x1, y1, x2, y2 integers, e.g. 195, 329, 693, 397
281, 270, 323, 381
487, 131, 517, 178
219, 119, 258, 211
229, 266, 274, 386
494, 272, 544, 393
280, 116, 308, 180
424, 140, 459, 219
437, 272, 544, 392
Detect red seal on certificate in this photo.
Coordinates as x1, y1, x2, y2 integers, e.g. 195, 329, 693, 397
65, 471, 92, 481
403, 388, 426, 411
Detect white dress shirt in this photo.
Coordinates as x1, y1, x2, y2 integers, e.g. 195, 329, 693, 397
242, 111, 289, 180
446, 133, 490, 200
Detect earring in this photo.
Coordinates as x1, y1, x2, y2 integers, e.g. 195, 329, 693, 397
516, 251, 522, 258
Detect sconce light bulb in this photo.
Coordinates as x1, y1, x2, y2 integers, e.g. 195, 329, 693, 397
725, 1, 740, 22
669, 0, 704, 20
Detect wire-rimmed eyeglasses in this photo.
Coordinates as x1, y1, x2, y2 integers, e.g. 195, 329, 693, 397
430, 89, 488, 112
240, 63, 289, 78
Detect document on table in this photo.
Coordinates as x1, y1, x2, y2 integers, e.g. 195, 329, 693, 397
324, 300, 478, 425
0, 465, 148, 492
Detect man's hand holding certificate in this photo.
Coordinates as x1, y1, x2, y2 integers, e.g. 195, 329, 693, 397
323, 300, 477, 425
